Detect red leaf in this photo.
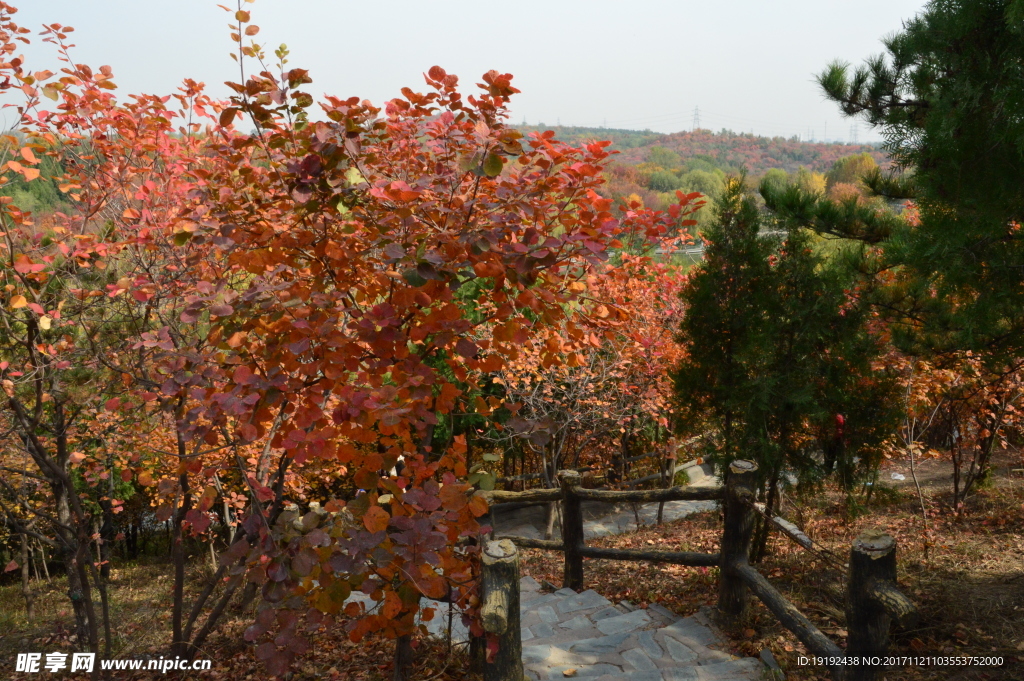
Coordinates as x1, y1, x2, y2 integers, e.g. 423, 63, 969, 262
362, 505, 390, 533
185, 509, 212, 534
3, 560, 17, 573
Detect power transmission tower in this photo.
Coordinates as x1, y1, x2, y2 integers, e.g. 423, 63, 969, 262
692, 106, 701, 131
852, 124, 859, 144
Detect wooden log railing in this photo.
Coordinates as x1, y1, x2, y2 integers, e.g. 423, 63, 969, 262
477, 460, 917, 681
477, 539, 523, 681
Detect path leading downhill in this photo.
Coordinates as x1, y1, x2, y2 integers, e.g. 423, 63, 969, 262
515, 576, 765, 681
348, 463, 768, 678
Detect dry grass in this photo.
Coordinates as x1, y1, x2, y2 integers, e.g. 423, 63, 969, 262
0, 555, 476, 680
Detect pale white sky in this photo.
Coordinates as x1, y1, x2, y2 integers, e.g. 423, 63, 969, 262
14, 0, 926, 142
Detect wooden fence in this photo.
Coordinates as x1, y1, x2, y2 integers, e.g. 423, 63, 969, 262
474, 460, 917, 681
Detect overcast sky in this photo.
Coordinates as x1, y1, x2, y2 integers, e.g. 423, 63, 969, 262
14, 0, 927, 143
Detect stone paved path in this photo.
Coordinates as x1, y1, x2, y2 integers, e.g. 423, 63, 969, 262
515, 576, 764, 680
347, 462, 767, 678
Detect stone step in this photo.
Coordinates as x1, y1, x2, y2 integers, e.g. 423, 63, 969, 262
420, 576, 764, 680
518, 583, 762, 681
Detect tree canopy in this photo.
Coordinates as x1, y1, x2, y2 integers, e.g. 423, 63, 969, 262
817, 0, 1024, 360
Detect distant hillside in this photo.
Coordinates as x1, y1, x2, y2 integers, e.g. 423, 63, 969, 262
515, 125, 888, 176
515, 125, 666, 151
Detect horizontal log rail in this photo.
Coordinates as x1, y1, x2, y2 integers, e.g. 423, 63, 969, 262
734, 562, 844, 667
497, 536, 564, 551
479, 461, 915, 681
720, 461, 917, 681
496, 466, 599, 485
580, 546, 719, 566
574, 486, 723, 503
497, 535, 720, 568
753, 502, 814, 551
481, 488, 561, 504
620, 451, 661, 465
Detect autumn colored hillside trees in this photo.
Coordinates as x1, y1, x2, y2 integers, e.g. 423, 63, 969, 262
0, 1, 702, 675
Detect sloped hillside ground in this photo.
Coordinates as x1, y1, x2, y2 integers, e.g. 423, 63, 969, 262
520, 453, 1024, 681
3, 454, 1020, 680
517, 125, 887, 176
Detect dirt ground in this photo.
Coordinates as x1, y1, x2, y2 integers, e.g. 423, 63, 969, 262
520, 452, 1024, 681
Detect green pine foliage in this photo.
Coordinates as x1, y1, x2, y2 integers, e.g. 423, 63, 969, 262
673, 178, 899, 558
817, 0, 1024, 360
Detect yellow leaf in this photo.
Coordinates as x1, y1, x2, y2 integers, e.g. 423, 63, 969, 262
39, 316, 51, 330
10, 295, 27, 309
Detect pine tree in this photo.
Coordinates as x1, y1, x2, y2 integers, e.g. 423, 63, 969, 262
812, 0, 1024, 360
674, 179, 898, 559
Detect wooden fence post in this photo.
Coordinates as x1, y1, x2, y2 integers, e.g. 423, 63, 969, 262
558, 470, 584, 591
846, 530, 917, 681
719, 459, 758, 622
481, 539, 524, 681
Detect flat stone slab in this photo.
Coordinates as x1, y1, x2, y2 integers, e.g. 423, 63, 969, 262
648, 602, 681, 623
663, 636, 699, 663
537, 605, 559, 624
532, 622, 556, 638
660, 617, 719, 647
557, 589, 612, 613
662, 669, 700, 681
567, 632, 637, 655
559, 614, 592, 630
521, 575, 542, 592
623, 647, 659, 671
594, 672, 664, 681
590, 605, 627, 622
595, 608, 652, 636
541, 663, 622, 679
637, 630, 664, 658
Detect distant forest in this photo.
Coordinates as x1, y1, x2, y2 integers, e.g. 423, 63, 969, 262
5, 125, 889, 232
512, 126, 888, 234
515, 125, 887, 175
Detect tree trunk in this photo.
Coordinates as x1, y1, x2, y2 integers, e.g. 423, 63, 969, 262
209, 538, 218, 572
170, 470, 192, 658
20, 534, 34, 620
37, 540, 51, 582
54, 484, 91, 647
393, 635, 414, 681
657, 450, 676, 525
750, 467, 780, 564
